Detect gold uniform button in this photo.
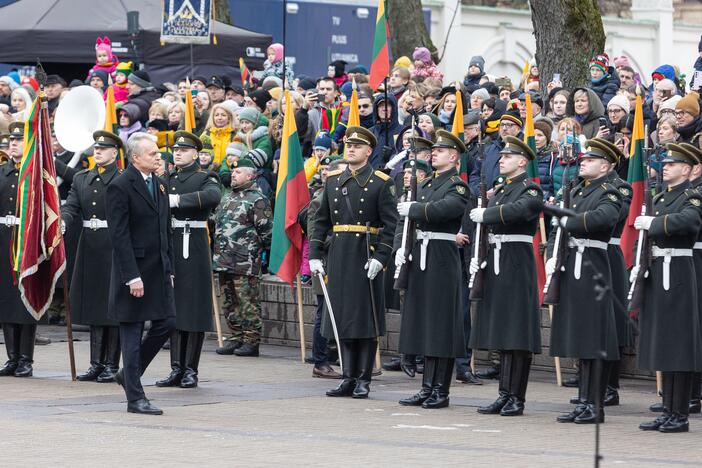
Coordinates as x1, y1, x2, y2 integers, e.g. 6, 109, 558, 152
579, 191, 583, 196
355, 233, 360, 237
660, 198, 664, 202
428, 184, 432, 187
11, 185, 14, 188
91, 214, 96, 218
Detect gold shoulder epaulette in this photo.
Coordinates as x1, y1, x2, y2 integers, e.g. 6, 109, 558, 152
327, 169, 343, 177
374, 170, 390, 181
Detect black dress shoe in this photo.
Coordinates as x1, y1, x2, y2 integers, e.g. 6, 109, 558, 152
0, 360, 18, 377
500, 396, 525, 416
649, 402, 664, 412
233, 343, 259, 357
422, 392, 449, 409
215, 340, 242, 355
34, 334, 51, 346
313, 364, 341, 379
639, 414, 671, 431
127, 398, 163, 415
382, 357, 401, 371
456, 371, 482, 385
96, 366, 118, 383
569, 396, 582, 405
477, 394, 509, 414
562, 376, 579, 388
689, 399, 701, 414
304, 356, 315, 364
115, 369, 124, 388
326, 379, 356, 397
399, 389, 432, 406
573, 404, 604, 424
556, 404, 586, 423
604, 387, 620, 407
13, 359, 33, 377
658, 414, 689, 433
76, 365, 104, 382
476, 366, 500, 380
155, 369, 184, 387
352, 380, 370, 399
179, 370, 198, 388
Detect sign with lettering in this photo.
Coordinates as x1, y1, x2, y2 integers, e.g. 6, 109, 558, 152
160, 0, 212, 45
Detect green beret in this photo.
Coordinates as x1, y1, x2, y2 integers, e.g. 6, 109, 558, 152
173, 130, 204, 152
92, 130, 124, 150
232, 158, 256, 169
321, 155, 343, 166
402, 158, 431, 174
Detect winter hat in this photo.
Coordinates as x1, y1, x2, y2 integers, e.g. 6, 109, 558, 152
340, 81, 354, 101
21, 77, 39, 92
463, 109, 481, 126
220, 100, 240, 117
471, 88, 490, 101
119, 102, 141, 122
468, 56, 485, 73
87, 69, 109, 89
534, 118, 553, 138
128, 70, 151, 88
297, 76, 316, 91
146, 119, 169, 132
262, 76, 283, 91
394, 56, 412, 69
115, 61, 133, 77
589, 53, 610, 74
607, 94, 631, 114
95, 36, 114, 61
421, 112, 442, 130
329, 60, 347, 78
500, 110, 523, 128
267, 43, 284, 63
651, 64, 676, 82
225, 142, 249, 158
268, 87, 282, 102
657, 95, 682, 118
249, 89, 272, 111
238, 107, 261, 125
348, 65, 368, 75
0, 76, 18, 91
314, 132, 332, 151
246, 148, 268, 168
613, 55, 631, 68
676, 91, 700, 117
412, 47, 432, 65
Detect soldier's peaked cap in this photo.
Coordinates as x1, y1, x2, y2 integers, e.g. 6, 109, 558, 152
678, 142, 702, 165
663, 143, 698, 165
172, 131, 203, 152
582, 138, 619, 165
8, 122, 24, 139
92, 130, 124, 150
432, 129, 466, 153
344, 126, 377, 148
500, 135, 535, 160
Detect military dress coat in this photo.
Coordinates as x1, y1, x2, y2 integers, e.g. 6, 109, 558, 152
310, 163, 398, 340
61, 162, 122, 326
469, 172, 543, 354
638, 181, 702, 372
396, 168, 468, 358
606, 171, 633, 347
691, 177, 702, 341
0, 162, 37, 324
169, 163, 221, 332
550, 174, 621, 361
105, 164, 176, 323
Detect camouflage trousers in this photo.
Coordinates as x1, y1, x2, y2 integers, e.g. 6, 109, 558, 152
219, 272, 262, 344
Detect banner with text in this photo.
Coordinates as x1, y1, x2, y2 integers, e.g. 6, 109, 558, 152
160, 0, 212, 45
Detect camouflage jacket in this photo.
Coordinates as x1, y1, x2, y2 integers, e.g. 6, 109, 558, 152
212, 182, 273, 275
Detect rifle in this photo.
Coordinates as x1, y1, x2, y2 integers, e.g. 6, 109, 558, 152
543, 126, 575, 305
468, 134, 488, 301
627, 125, 652, 310
394, 110, 418, 290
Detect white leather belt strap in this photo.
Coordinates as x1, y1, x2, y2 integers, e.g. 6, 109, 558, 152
488, 234, 533, 275
693, 242, 702, 250
0, 215, 20, 226
608, 237, 621, 246
567, 237, 608, 280
416, 230, 457, 271
651, 246, 693, 291
82, 219, 108, 230
172, 219, 207, 260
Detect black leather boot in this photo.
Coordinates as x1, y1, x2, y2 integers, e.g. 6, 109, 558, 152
180, 332, 204, 388
327, 340, 357, 397
558, 359, 591, 423
400, 357, 436, 406
234, 342, 259, 356
501, 351, 531, 416
14, 324, 36, 377
689, 372, 701, 414
77, 326, 106, 381
400, 354, 417, 378
0, 323, 20, 376
640, 372, 673, 431
574, 360, 608, 424
352, 339, 377, 398
422, 357, 454, 409
660, 372, 692, 433
97, 327, 120, 383
478, 351, 512, 414
382, 356, 401, 371
155, 331, 184, 387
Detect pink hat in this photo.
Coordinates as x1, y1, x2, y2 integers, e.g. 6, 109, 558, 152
95, 36, 114, 61
613, 55, 631, 68
267, 43, 284, 63
412, 47, 432, 65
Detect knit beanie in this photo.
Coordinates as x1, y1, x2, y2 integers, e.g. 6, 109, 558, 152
87, 69, 109, 89
267, 43, 284, 63
607, 94, 631, 114
238, 107, 261, 125
297, 76, 316, 91
249, 89, 272, 111
468, 56, 485, 73
589, 53, 609, 74
394, 56, 412, 70
115, 61, 133, 77
246, 148, 268, 168
95, 36, 114, 61
471, 88, 490, 101
314, 132, 332, 151
500, 110, 523, 128
613, 55, 631, 68
534, 119, 553, 138
128, 70, 151, 88
676, 91, 700, 117
226, 142, 249, 157
0, 76, 19, 91
348, 65, 368, 75
657, 95, 682, 119
412, 47, 432, 65
262, 76, 283, 91
329, 60, 347, 78
421, 112, 442, 130
340, 81, 353, 101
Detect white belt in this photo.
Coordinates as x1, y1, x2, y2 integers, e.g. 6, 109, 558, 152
651, 246, 693, 291
171, 218, 207, 260
488, 234, 533, 275
82, 219, 108, 230
693, 242, 702, 250
416, 230, 457, 271
0, 215, 20, 226
568, 237, 608, 280
608, 237, 620, 246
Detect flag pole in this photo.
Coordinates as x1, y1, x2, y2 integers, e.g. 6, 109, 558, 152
295, 273, 306, 362
211, 274, 224, 348
61, 269, 77, 381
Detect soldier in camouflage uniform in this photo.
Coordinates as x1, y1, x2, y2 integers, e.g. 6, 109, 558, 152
213, 157, 272, 357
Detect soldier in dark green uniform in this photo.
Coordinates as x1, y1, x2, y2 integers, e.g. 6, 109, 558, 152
309, 126, 398, 399
155, 131, 221, 388
395, 130, 469, 409
635, 144, 702, 433
468, 135, 543, 416
61, 130, 124, 382
549, 139, 622, 424
0, 122, 39, 377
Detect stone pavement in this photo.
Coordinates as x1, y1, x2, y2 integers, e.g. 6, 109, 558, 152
0, 328, 699, 468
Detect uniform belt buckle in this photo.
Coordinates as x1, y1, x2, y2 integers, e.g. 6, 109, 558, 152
5, 215, 16, 226
90, 219, 98, 230
184, 221, 191, 235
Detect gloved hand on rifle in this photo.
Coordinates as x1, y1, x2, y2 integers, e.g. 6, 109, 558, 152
634, 216, 654, 230
364, 258, 383, 280
309, 259, 325, 276
629, 265, 640, 284
397, 201, 415, 217
469, 208, 486, 223
394, 247, 407, 268
469, 258, 480, 275
545, 257, 557, 276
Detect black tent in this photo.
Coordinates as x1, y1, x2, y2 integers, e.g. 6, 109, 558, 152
0, 0, 271, 84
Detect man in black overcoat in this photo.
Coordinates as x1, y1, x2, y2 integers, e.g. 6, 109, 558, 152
105, 132, 176, 415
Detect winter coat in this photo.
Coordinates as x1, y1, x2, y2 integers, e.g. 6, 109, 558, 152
588, 67, 620, 107
260, 58, 294, 85
369, 93, 403, 169
567, 87, 605, 139
551, 158, 580, 199
412, 62, 444, 81
536, 146, 557, 199
463, 72, 484, 94
200, 126, 236, 166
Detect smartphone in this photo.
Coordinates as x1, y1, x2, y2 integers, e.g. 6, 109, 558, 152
553, 73, 561, 82
598, 117, 608, 128
614, 132, 623, 142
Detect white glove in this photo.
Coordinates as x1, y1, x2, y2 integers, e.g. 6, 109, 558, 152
397, 201, 415, 217
634, 216, 654, 231
395, 248, 406, 268
469, 258, 480, 275
309, 259, 325, 276
629, 265, 640, 284
545, 257, 557, 276
385, 149, 408, 170
169, 194, 180, 208
365, 258, 383, 280
60, 220, 66, 235
469, 208, 486, 223
559, 216, 569, 229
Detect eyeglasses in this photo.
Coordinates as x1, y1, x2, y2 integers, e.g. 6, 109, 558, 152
607, 108, 624, 114
660, 109, 675, 115
674, 111, 689, 118
359, 104, 371, 109
499, 122, 517, 129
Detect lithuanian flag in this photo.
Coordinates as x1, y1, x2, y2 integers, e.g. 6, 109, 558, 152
621, 96, 646, 268
104, 85, 124, 168
524, 93, 546, 304
270, 90, 311, 284
184, 78, 196, 133
239, 57, 250, 88
368, 0, 390, 91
